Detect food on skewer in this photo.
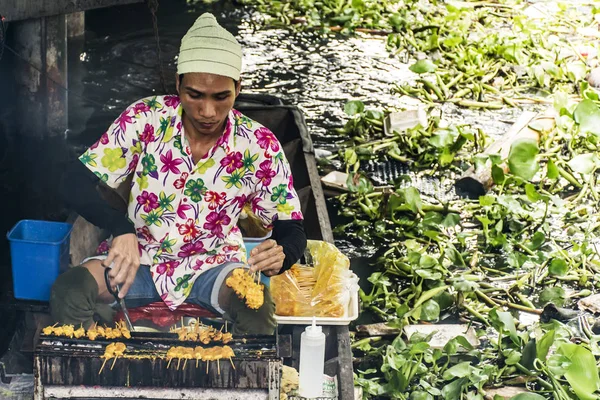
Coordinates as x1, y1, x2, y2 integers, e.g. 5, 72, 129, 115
42, 322, 131, 341
163, 345, 236, 373
73, 325, 86, 339
221, 332, 233, 344
87, 325, 99, 341
245, 284, 264, 309
99, 342, 126, 374
226, 268, 264, 309
117, 321, 132, 339
171, 323, 232, 344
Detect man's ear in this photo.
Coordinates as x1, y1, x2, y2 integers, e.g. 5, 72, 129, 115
235, 79, 242, 97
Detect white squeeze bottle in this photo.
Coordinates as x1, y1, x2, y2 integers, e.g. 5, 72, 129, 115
298, 317, 326, 398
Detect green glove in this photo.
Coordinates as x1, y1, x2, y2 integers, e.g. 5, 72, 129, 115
223, 286, 276, 335
50, 266, 115, 329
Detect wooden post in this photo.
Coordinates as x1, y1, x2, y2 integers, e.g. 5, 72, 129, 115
12, 14, 68, 138
67, 12, 85, 38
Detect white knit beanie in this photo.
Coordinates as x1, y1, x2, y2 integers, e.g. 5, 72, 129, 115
177, 13, 242, 80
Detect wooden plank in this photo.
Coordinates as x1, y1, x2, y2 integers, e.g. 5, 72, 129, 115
336, 325, 355, 400
0, 0, 144, 22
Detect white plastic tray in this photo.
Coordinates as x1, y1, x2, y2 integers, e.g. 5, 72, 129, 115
274, 281, 360, 326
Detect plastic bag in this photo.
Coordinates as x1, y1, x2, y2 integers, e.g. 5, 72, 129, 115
271, 240, 359, 317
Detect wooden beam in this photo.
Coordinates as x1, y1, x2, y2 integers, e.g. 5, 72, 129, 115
0, 0, 145, 22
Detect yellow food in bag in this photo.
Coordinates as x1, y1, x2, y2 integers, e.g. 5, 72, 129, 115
271, 240, 354, 317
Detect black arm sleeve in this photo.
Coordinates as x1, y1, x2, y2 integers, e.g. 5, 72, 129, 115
271, 219, 307, 274
60, 160, 135, 237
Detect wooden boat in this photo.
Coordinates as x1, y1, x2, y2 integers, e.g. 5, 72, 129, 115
0, 94, 355, 400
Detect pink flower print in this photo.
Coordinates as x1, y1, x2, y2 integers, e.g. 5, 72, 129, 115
177, 241, 205, 258
116, 110, 133, 132
139, 123, 155, 144
178, 218, 199, 243
292, 211, 303, 220
90, 132, 109, 150
156, 260, 180, 277
288, 174, 294, 190
234, 194, 247, 209
160, 149, 183, 174
164, 95, 180, 108
220, 151, 243, 173
256, 159, 277, 186
176, 201, 193, 219
160, 293, 176, 308
191, 259, 204, 271
215, 119, 232, 149
223, 244, 240, 252
206, 254, 226, 264
133, 102, 151, 115
128, 153, 139, 171
204, 210, 231, 238
96, 240, 110, 255
174, 172, 189, 190
137, 191, 159, 213
255, 127, 280, 153
204, 191, 226, 210
251, 196, 265, 214
137, 226, 155, 242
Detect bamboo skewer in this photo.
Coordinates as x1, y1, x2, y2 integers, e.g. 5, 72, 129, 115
110, 356, 118, 370
99, 358, 109, 375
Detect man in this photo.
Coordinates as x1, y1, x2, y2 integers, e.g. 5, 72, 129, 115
51, 13, 307, 335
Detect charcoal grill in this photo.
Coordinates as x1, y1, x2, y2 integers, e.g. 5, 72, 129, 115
34, 331, 285, 399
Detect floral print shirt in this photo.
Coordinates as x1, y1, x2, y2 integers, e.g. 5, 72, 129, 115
79, 95, 303, 310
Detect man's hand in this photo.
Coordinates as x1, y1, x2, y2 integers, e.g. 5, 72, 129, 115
248, 239, 285, 277
102, 233, 140, 298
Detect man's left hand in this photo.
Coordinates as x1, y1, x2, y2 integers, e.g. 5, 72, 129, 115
248, 239, 285, 277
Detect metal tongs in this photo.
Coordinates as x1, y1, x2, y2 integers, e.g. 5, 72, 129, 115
104, 266, 135, 332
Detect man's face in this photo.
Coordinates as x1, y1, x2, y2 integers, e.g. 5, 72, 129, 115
176, 73, 241, 137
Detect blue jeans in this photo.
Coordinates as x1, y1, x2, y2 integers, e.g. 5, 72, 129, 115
83, 256, 244, 315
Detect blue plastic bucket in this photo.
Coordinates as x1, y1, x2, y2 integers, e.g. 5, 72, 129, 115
7, 220, 73, 301
243, 232, 272, 286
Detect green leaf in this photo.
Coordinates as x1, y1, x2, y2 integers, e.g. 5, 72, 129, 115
525, 183, 540, 202
410, 392, 434, 400
529, 231, 545, 250
442, 213, 460, 228
404, 187, 423, 213
566, 61, 587, 82
547, 159, 559, 179
419, 254, 438, 269
536, 329, 555, 361
539, 286, 566, 306
548, 258, 568, 276
509, 394, 547, 400
479, 195, 495, 206
574, 99, 600, 135
344, 100, 365, 116
409, 59, 437, 74
521, 339, 536, 369
567, 153, 598, 175
415, 269, 442, 280
421, 299, 440, 321
491, 164, 505, 185
508, 139, 539, 181
489, 309, 519, 344
558, 343, 600, 400
502, 348, 522, 366
442, 362, 472, 380
441, 377, 468, 399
